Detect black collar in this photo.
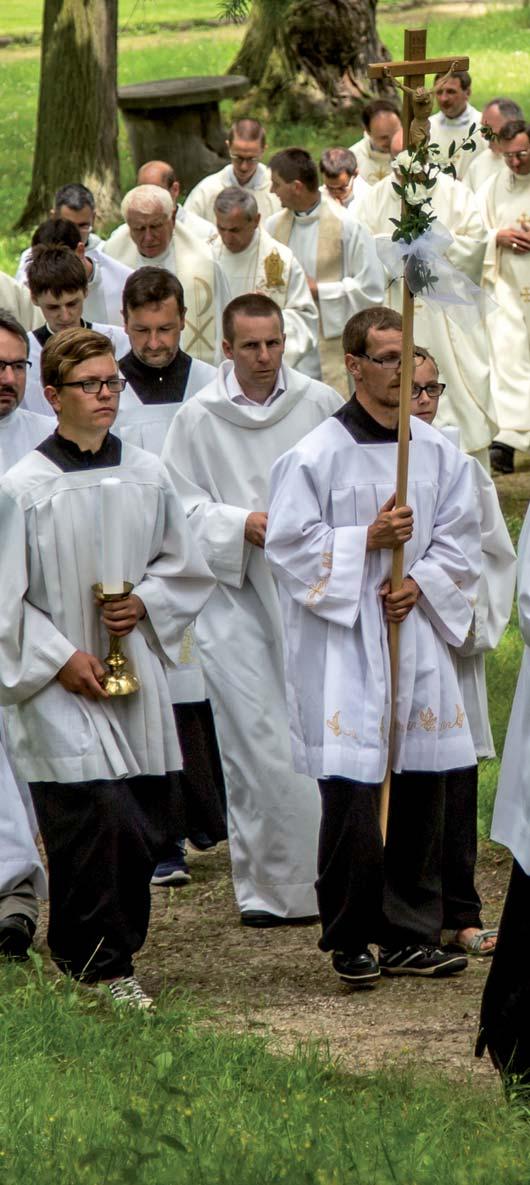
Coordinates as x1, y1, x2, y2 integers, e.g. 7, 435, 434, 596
33, 319, 93, 349
334, 396, 401, 443
119, 348, 193, 404
36, 429, 122, 471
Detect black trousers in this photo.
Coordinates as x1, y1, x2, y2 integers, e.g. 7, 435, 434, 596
30, 774, 181, 982
477, 859, 530, 1082
173, 700, 227, 842
442, 764, 482, 931
317, 771, 446, 953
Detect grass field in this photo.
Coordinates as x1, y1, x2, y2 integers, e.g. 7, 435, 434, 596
1, 959, 530, 1185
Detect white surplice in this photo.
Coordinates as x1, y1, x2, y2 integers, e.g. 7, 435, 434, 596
22, 322, 130, 418
266, 201, 385, 390
348, 134, 393, 186
491, 509, 530, 872
439, 426, 516, 755
477, 167, 530, 451
161, 363, 342, 916
184, 162, 281, 224
0, 407, 54, 903
351, 173, 497, 457
429, 103, 486, 181
0, 441, 215, 783
265, 415, 482, 783
209, 225, 318, 368
464, 148, 503, 194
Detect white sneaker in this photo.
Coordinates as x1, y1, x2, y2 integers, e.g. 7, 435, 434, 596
105, 976, 154, 1009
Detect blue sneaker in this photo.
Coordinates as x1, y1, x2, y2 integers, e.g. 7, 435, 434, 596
151, 852, 191, 886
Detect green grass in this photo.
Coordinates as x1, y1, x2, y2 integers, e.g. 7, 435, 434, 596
1, 959, 530, 1185
0, 0, 226, 39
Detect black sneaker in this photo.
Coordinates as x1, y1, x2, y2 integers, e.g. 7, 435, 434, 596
490, 443, 514, 474
379, 944, 468, 978
332, 949, 381, 987
0, 914, 35, 960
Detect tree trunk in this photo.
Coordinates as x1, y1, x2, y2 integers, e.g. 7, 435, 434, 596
15, 0, 121, 230
229, 0, 395, 125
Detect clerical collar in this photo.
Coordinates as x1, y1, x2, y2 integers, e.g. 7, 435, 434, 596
436, 104, 473, 127
294, 198, 321, 219
119, 348, 193, 404
33, 319, 93, 348
37, 429, 122, 471
226, 364, 286, 407
334, 395, 402, 444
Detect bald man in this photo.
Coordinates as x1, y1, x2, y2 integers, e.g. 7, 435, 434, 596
137, 160, 213, 240
184, 119, 281, 224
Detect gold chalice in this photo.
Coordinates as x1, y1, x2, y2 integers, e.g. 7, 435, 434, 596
92, 581, 140, 696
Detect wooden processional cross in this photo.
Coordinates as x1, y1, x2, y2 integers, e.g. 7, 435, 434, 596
368, 32, 470, 840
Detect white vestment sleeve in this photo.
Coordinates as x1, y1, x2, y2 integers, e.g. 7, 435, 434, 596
213, 263, 232, 365
0, 492, 76, 705
317, 221, 385, 341
161, 425, 250, 587
265, 451, 368, 628
407, 452, 481, 647
132, 470, 215, 663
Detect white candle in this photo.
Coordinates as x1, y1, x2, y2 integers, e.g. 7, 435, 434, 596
101, 477, 124, 595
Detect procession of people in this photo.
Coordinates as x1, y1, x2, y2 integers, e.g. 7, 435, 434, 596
0, 87, 529, 1083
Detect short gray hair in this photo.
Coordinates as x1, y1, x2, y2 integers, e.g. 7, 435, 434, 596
121, 184, 174, 221
214, 187, 258, 220
0, 308, 29, 355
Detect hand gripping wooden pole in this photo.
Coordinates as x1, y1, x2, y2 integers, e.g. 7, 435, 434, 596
367, 32, 469, 842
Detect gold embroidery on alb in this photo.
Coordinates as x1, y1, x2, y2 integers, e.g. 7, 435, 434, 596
263, 249, 286, 290
419, 707, 437, 732
321, 551, 333, 570
326, 710, 358, 738
178, 627, 194, 666
306, 575, 330, 603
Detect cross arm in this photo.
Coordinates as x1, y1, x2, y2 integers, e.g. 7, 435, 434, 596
368, 55, 469, 79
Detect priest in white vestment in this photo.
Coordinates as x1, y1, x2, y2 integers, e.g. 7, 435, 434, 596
429, 70, 486, 182
476, 120, 530, 473
0, 326, 214, 1004
267, 147, 385, 399
0, 312, 49, 960
349, 100, 402, 186
319, 147, 369, 210
0, 271, 43, 332
161, 293, 342, 925
209, 187, 318, 369
351, 169, 497, 465
478, 505, 530, 1080
464, 97, 524, 194
16, 217, 132, 328
411, 348, 516, 956
266, 306, 481, 985
184, 117, 280, 224
23, 245, 128, 417
136, 159, 213, 241
102, 186, 230, 366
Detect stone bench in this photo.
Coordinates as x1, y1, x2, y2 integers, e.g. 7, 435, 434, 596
118, 75, 250, 193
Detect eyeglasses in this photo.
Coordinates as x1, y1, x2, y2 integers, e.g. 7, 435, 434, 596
411, 382, 446, 400
59, 377, 126, 395
0, 359, 32, 373
229, 153, 260, 165
502, 150, 530, 161
358, 352, 424, 369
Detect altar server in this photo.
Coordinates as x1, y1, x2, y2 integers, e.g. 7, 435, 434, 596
17, 217, 132, 328
210, 187, 318, 369
265, 306, 481, 984
161, 294, 342, 925
0, 327, 214, 1005
102, 185, 230, 365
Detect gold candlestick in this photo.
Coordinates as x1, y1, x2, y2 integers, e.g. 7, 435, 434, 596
92, 581, 140, 696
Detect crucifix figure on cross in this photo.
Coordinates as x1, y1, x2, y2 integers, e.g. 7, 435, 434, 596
367, 31, 470, 840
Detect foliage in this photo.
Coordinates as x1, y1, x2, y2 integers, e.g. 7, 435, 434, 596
2, 962, 530, 1183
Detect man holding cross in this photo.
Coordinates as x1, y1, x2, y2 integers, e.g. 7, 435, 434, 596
265, 306, 481, 985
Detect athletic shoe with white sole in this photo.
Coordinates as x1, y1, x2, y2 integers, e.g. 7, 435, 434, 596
105, 976, 154, 1009
151, 857, 191, 885
379, 944, 468, 978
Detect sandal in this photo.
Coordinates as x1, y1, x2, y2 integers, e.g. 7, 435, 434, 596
447, 928, 497, 957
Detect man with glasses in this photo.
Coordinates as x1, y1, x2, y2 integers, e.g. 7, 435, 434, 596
410, 345, 515, 958
184, 118, 281, 224
319, 148, 369, 211
0, 310, 50, 962
477, 120, 530, 473
0, 326, 214, 1007
266, 306, 482, 986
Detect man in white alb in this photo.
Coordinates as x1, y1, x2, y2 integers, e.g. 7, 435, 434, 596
319, 147, 369, 210
102, 185, 230, 366
161, 293, 342, 926
210, 187, 318, 369
349, 100, 402, 186
465, 97, 524, 194
429, 70, 486, 182
184, 118, 281, 223
19, 217, 131, 328
267, 147, 384, 398
136, 159, 213, 241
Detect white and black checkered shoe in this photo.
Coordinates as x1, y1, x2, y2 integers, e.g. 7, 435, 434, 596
105, 976, 154, 1009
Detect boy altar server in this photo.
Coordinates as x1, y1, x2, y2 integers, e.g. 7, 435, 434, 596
161, 294, 342, 925
0, 327, 215, 1006
265, 307, 482, 984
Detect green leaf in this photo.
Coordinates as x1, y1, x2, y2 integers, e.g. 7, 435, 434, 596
391, 182, 404, 196
160, 1134, 189, 1152
468, 122, 476, 134
391, 229, 402, 241
154, 1051, 174, 1075
448, 140, 456, 157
